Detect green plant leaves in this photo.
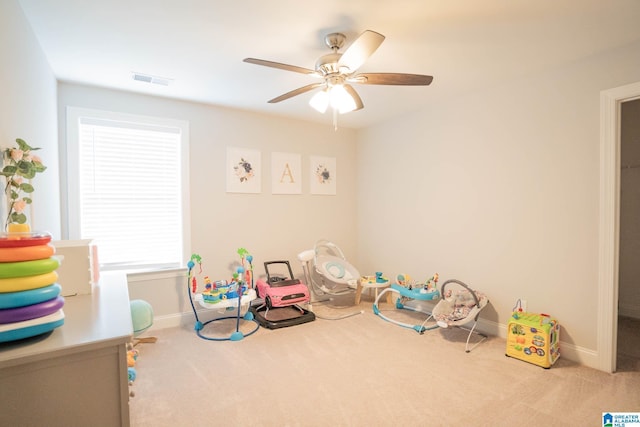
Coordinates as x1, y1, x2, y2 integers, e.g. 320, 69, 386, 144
3, 138, 46, 229
15, 138, 38, 152
19, 183, 34, 193
9, 212, 27, 224
1, 165, 17, 176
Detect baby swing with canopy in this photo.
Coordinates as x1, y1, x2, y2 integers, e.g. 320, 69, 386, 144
297, 239, 363, 319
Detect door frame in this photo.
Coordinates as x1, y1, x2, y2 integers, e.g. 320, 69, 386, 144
598, 81, 640, 373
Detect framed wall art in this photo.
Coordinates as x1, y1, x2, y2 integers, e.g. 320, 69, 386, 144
309, 155, 336, 195
271, 152, 301, 194
226, 147, 261, 193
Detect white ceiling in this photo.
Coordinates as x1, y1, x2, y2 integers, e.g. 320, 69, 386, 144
18, 0, 640, 129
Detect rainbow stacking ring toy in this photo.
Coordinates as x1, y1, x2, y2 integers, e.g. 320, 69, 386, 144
0, 283, 62, 309
0, 230, 66, 343
0, 244, 55, 262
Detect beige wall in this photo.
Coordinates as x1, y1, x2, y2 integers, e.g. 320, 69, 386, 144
7, 0, 640, 368
357, 40, 640, 360
56, 84, 359, 325
620, 98, 640, 319
57, 83, 359, 281
0, 0, 60, 236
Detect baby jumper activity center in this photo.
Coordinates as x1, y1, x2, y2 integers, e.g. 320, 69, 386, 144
186, 250, 259, 341
506, 300, 560, 368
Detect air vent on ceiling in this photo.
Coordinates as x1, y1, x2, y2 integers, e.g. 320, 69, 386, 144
132, 72, 172, 86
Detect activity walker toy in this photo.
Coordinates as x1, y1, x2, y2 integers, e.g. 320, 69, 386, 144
250, 259, 315, 329
505, 300, 560, 368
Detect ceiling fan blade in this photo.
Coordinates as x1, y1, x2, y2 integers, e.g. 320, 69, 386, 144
343, 84, 364, 111
338, 30, 385, 72
350, 73, 433, 86
268, 83, 325, 103
243, 58, 319, 76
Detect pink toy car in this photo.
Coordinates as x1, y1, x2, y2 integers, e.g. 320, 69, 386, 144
256, 260, 310, 309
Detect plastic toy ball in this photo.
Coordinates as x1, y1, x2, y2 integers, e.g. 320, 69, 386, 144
187, 260, 194, 269
246, 255, 253, 263
237, 266, 245, 274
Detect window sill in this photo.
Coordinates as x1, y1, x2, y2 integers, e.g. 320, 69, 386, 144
125, 267, 188, 282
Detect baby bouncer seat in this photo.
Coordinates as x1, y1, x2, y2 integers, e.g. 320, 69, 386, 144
427, 279, 489, 352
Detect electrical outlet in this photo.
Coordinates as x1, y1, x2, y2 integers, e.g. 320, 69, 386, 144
521, 299, 527, 312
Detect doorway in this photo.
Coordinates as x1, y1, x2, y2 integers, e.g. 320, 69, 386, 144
617, 98, 640, 372
599, 82, 640, 373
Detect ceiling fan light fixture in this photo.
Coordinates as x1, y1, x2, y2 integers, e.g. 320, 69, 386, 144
309, 85, 357, 115
245, 29, 432, 125
330, 84, 357, 114
309, 89, 329, 113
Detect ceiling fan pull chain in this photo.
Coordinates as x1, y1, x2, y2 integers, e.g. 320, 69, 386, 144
333, 108, 338, 131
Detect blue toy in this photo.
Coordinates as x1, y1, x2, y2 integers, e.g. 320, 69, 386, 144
372, 273, 441, 333
186, 252, 259, 341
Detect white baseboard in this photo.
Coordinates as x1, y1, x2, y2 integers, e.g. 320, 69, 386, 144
149, 307, 252, 331
147, 310, 604, 370
476, 319, 600, 370
150, 312, 193, 330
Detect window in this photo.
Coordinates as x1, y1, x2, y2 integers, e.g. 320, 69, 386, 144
66, 107, 190, 271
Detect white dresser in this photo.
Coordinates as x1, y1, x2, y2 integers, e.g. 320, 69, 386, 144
0, 272, 133, 427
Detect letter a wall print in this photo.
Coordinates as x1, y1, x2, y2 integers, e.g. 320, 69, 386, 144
271, 152, 301, 194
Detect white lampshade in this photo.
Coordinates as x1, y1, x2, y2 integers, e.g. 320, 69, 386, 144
309, 89, 329, 113
309, 85, 357, 115
330, 85, 357, 114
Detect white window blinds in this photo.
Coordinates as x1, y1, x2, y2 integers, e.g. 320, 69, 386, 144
67, 108, 190, 271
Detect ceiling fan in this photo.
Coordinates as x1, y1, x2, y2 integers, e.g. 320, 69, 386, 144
243, 30, 433, 119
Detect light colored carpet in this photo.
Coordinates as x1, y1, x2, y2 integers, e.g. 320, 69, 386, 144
129, 297, 640, 427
